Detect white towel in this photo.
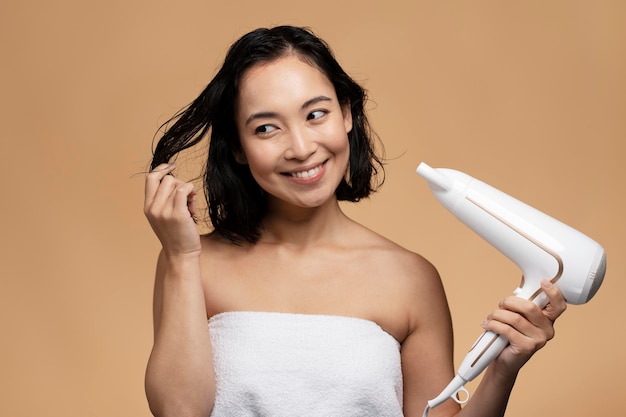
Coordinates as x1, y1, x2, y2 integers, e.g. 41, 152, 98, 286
209, 311, 404, 417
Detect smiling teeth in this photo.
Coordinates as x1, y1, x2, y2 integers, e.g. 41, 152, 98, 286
291, 165, 321, 178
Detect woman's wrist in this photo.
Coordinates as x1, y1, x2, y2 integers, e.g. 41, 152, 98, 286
486, 359, 520, 389
161, 250, 202, 278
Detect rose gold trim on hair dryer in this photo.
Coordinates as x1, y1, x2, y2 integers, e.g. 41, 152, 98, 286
466, 195, 564, 286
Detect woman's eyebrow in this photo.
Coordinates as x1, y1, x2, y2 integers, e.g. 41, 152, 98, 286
245, 111, 278, 126
301, 95, 332, 109
244, 96, 334, 126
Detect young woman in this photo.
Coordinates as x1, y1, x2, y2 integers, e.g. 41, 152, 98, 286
143, 26, 566, 417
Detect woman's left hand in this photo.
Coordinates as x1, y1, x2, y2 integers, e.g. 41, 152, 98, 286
482, 279, 567, 376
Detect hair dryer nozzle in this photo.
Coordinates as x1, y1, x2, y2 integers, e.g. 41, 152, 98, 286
416, 162, 453, 191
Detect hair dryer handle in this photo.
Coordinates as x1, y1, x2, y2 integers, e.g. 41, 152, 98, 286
458, 285, 548, 383
428, 289, 551, 409
514, 282, 550, 308
458, 331, 509, 382
427, 330, 508, 408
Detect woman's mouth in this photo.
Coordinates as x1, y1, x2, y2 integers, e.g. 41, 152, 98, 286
284, 161, 327, 179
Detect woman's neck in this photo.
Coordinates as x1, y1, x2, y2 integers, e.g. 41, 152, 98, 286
260, 198, 350, 248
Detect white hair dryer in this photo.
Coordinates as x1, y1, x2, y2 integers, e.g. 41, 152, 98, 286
416, 162, 606, 409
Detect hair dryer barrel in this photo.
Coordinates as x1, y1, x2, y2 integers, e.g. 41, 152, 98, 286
416, 162, 606, 305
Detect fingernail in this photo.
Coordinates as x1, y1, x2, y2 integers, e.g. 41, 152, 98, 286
480, 320, 488, 328
542, 279, 553, 289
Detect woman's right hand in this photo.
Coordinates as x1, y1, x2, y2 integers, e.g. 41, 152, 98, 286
144, 163, 201, 257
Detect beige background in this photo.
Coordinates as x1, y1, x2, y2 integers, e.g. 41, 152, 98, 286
2, 1, 624, 416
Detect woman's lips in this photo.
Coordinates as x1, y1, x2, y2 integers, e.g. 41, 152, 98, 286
290, 164, 322, 178
283, 160, 327, 181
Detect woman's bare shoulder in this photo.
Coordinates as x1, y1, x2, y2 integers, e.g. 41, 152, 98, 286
349, 222, 438, 276
346, 223, 448, 341
346, 222, 446, 313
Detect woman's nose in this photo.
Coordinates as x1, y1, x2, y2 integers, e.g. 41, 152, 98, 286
284, 127, 317, 160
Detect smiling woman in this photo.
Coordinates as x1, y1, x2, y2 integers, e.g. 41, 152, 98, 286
149, 26, 383, 245
235, 56, 353, 210
143, 25, 567, 417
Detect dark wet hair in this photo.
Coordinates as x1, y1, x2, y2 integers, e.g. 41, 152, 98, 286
150, 25, 384, 244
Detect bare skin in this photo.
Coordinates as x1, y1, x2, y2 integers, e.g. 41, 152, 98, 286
144, 55, 567, 417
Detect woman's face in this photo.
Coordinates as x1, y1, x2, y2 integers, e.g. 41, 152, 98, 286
235, 55, 352, 210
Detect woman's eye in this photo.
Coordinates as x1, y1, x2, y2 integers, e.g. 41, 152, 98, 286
255, 124, 277, 135
307, 110, 327, 121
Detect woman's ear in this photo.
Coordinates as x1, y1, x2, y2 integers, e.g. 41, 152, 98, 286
341, 102, 353, 134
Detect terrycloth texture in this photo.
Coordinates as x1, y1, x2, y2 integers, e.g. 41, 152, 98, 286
208, 311, 404, 417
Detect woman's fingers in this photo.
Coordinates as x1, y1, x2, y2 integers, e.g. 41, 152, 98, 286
145, 163, 193, 218
144, 163, 177, 208
143, 163, 201, 255
145, 166, 197, 222
493, 281, 566, 330
173, 181, 197, 218
540, 279, 567, 322
485, 304, 553, 345
483, 281, 568, 358
476, 280, 569, 374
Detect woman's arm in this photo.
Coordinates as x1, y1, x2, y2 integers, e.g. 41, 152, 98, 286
143, 164, 215, 417
400, 259, 462, 417
457, 279, 566, 417
402, 265, 566, 417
